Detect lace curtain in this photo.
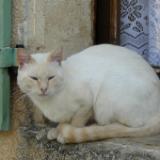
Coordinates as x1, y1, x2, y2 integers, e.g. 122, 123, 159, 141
120, 0, 160, 66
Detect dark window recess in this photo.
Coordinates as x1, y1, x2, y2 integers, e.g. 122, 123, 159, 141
94, 0, 120, 45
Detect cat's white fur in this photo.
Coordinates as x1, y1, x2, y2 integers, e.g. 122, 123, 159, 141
17, 44, 160, 143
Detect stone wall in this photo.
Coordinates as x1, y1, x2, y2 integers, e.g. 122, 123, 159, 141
12, 0, 94, 56
0, 0, 94, 159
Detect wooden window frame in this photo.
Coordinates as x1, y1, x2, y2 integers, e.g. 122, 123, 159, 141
94, 0, 120, 45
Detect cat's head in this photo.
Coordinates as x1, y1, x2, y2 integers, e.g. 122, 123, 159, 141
17, 49, 64, 99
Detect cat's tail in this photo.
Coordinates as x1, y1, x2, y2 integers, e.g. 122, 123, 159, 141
57, 114, 160, 144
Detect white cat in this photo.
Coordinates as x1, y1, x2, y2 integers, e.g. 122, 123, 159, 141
17, 44, 160, 144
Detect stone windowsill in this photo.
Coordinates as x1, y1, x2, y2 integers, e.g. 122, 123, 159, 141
17, 126, 160, 160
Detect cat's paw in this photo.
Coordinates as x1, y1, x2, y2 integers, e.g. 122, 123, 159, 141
56, 124, 74, 144
47, 128, 58, 140
57, 134, 66, 144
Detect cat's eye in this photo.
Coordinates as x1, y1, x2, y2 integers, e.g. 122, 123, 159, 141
30, 76, 38, 80
48, 76, 55, 80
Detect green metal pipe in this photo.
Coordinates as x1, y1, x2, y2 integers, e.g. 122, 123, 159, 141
0, 69, 10, 130
0, 0, 17, 130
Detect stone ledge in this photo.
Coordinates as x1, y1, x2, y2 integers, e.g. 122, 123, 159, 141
17, 127, 160, 160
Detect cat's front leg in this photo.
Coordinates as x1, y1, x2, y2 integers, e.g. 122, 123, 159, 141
56, 123, 74, 144
56, 107, 93, 144
48, 107, 93, 142
47, 122, 69, 140
71, 106, 93, 127
46, 124, 74, 143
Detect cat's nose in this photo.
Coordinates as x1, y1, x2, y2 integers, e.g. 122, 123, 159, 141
41, 88, 47, 94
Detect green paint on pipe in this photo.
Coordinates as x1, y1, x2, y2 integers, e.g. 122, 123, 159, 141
0, 0, 13, 130
0, 0, 11, 47
0, 69, 10, 130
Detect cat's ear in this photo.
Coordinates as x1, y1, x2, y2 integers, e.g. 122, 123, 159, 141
47, 48, 63, 65
17, 50, 35, 69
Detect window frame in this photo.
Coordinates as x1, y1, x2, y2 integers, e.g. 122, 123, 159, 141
94, 0, 120, 44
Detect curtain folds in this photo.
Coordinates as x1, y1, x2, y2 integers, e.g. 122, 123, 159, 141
120, 0, 160, 66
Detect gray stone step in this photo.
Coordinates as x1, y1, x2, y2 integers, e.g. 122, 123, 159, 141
17, 127, 160, 160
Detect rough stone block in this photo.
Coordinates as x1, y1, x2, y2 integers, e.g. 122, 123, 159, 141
17, 126, 160, 160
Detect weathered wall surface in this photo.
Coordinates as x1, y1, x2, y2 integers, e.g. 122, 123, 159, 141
12, 0, 94, 56
0, 0, 94, 159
